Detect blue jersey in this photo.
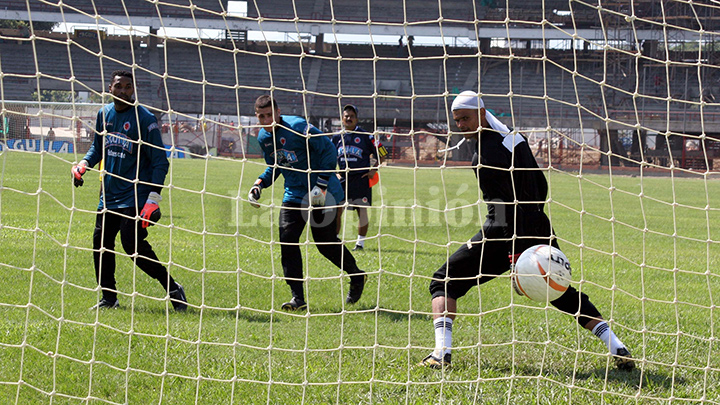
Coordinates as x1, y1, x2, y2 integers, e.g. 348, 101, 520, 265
82, 103, 169, 210
332, 126, 384, 176
256, 115, 343, 205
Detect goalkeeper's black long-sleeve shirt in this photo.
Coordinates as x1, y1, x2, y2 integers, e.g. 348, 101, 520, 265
471, 129, 550, 244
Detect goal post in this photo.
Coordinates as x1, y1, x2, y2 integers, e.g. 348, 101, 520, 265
1, 1, 720, 403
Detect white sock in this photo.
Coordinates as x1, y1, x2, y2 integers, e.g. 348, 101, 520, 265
356, 235, 365, 247
592, 321, 625, 354
433, 317, 453, 357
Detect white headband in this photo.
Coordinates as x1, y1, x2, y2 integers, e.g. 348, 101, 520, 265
451, 90, 483, 111
451, 90, 511, 135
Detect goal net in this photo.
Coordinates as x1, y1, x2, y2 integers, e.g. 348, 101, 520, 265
1, 0, 719, 403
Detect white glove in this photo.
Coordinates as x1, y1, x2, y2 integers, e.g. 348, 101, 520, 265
248, 179, 262, 208
310, 185, 326, 206
146, 191, 162, 205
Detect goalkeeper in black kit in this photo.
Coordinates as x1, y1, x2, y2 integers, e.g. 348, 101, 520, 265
420, 91, 634, 371
72, 70, 188, 311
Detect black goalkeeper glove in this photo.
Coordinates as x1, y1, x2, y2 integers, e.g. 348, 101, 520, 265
248, 179, 262, 208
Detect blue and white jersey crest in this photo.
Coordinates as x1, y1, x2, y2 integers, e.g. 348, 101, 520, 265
105, 132, 134, 154
275, 149, 298, 166
337, 145, 363, 159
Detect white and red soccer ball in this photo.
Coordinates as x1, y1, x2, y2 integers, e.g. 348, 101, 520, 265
511, 245, 572, 302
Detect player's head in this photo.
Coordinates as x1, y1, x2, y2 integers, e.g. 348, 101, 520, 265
254, 95, 280, 131
452, 90, 511, 139
451, 91, 486, 139
342, 104, 358, 131
109, 70, 134, 111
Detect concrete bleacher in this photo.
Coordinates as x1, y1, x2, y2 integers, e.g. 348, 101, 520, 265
247, 0, 605, 27
3, 0, 227, 19
2, 29, 719, 128
0, 34, 157, 100
161, 41, 310, 111
0, 0, 597, 29
5, 0, 719, 34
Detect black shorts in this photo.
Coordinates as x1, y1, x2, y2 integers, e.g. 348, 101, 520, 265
341, 173, 371, 210
429, 211, 555, 300
428, 213, 602, 327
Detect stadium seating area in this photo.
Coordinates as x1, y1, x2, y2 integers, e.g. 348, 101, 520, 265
4, 0, 718, 30
2, 30, 719, 127
0, 34, 155, 99
2, 0, 720, 132
2, 0, 227, 20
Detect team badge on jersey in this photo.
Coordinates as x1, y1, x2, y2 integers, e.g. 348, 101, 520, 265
275, 149, 298, 167
280, 137, 286, 146
123, 122, 131, 131
354, 137, 361, 144
362, 197, 368, 203
105, 132, 133, 158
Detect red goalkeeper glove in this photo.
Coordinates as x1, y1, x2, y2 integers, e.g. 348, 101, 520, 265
140, 192, 162, 228
71, 162, 87, 187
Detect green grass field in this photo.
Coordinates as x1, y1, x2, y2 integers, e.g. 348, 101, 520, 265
1, 151, 720, 404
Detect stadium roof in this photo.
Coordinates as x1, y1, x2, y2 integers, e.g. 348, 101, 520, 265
1, 0, 715, 42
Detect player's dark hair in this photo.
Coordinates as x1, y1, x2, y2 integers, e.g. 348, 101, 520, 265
343, 104, 358, 117
255, 95, 278, 111
111, 70, 133, 82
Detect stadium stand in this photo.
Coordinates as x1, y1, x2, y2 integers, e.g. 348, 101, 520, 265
6, 0, 718, 30
2, 31, 718, 125
2, 0, 720, 144
2, 0, 227, 20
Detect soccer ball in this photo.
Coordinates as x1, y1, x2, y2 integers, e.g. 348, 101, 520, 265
511, 245, 572, 302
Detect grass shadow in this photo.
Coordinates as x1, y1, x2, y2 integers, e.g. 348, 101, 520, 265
120, 304, 275, 323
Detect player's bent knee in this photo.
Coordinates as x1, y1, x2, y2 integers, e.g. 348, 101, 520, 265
430, 287, 446, 300
551, 287, 602, 326
429, 279, 451, 298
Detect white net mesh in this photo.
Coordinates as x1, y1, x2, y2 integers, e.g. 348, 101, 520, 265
1, 0, 720, 403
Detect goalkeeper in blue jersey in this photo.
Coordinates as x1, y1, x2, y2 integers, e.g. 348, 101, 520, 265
247, 95, 366, 311
72, 70, 188, 311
